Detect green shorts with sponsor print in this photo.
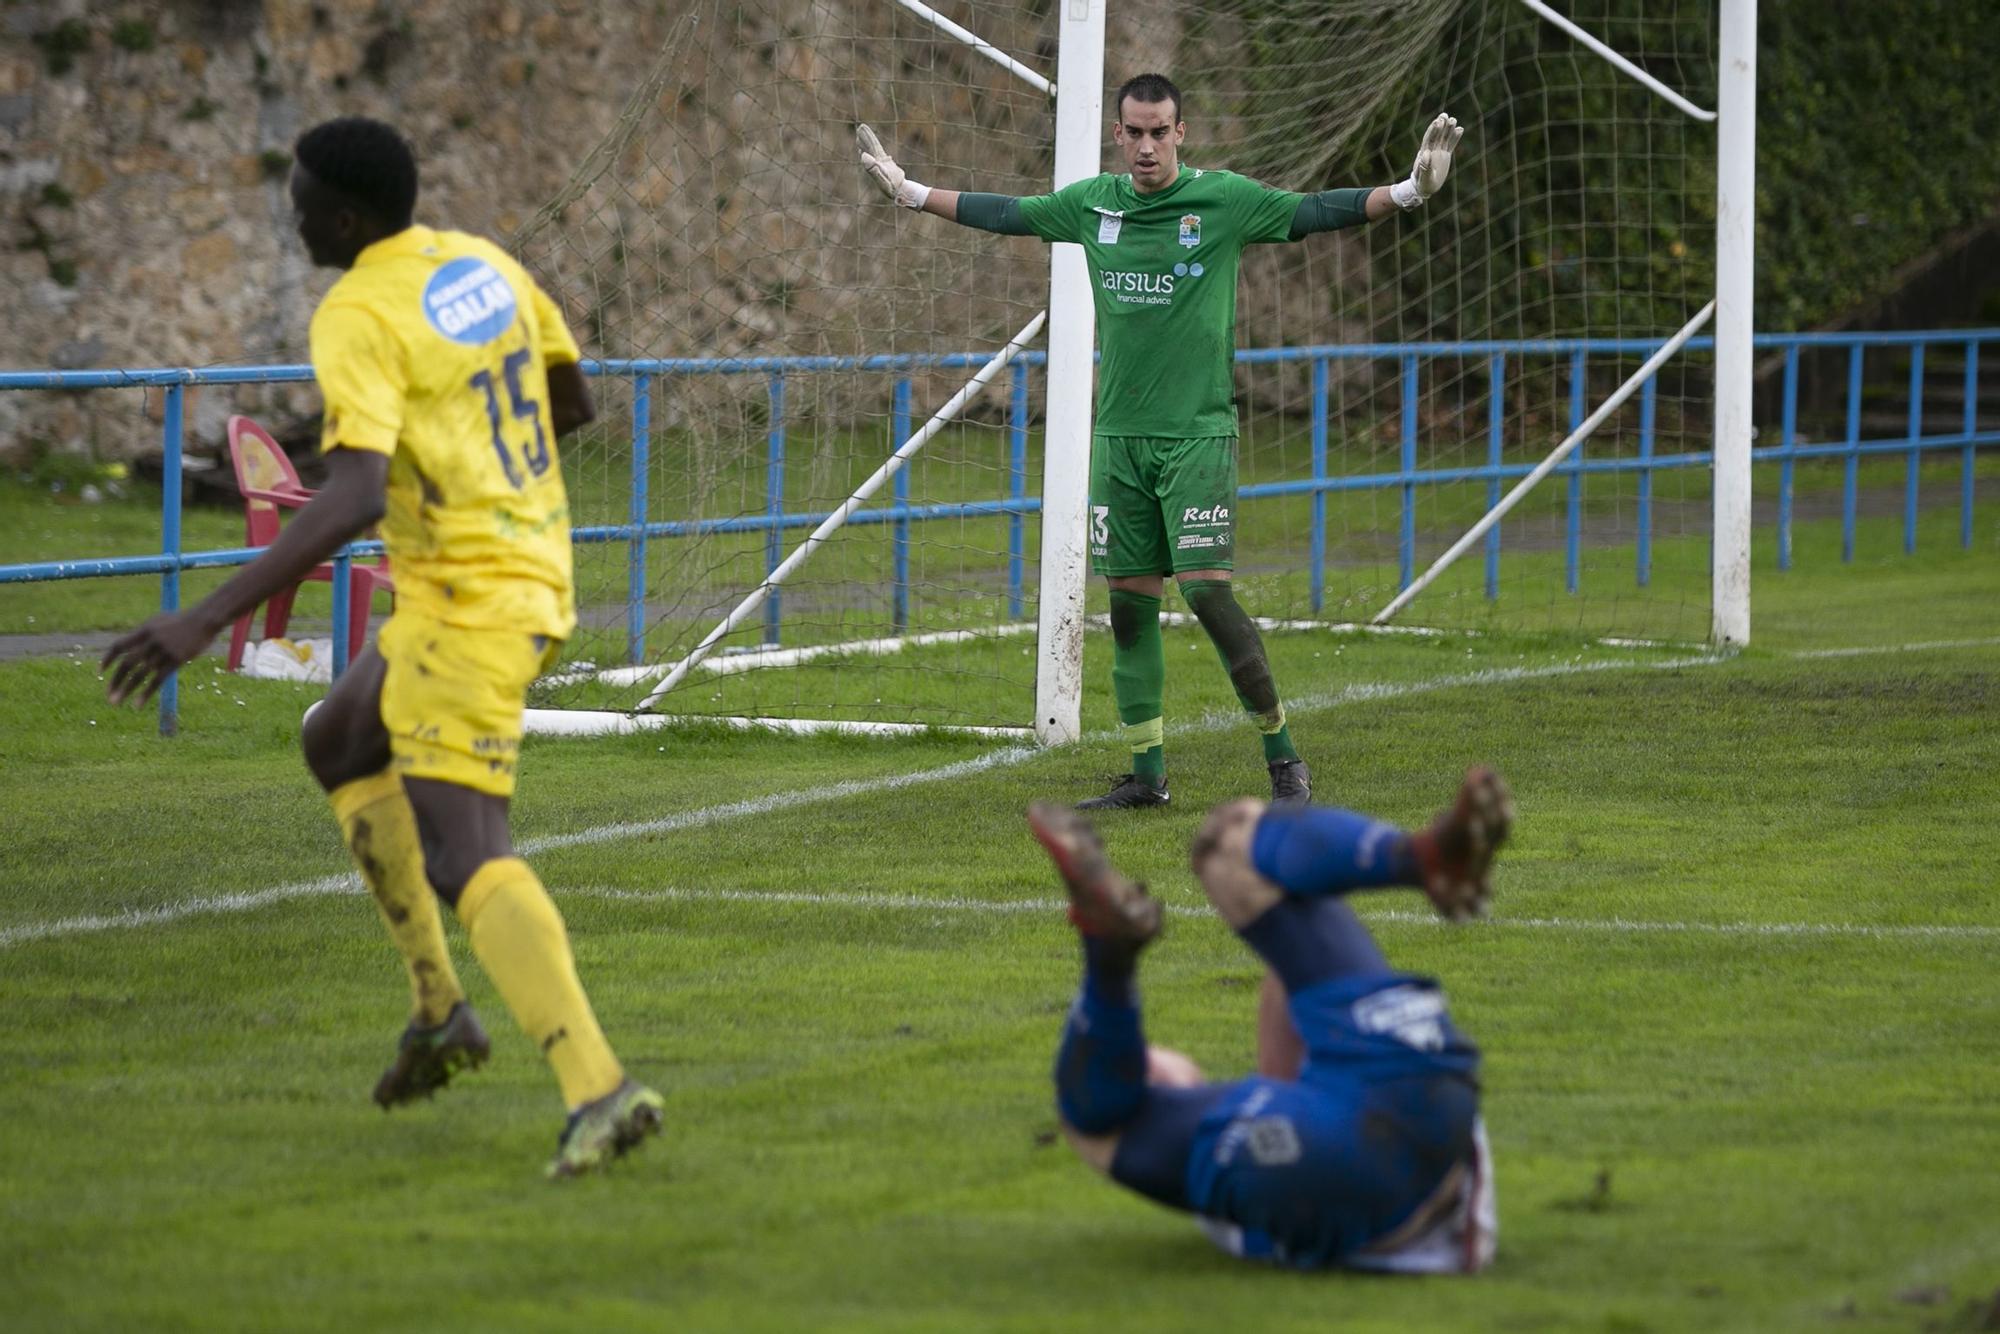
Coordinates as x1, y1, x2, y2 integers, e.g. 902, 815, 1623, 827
1089, 434, 1238, 576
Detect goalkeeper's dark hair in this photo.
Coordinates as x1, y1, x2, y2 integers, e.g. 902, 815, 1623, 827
1115, 72, 1182, 123
294, 117, 419, 229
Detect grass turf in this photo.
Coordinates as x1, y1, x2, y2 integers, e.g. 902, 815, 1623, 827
1, 500, 1997, 1331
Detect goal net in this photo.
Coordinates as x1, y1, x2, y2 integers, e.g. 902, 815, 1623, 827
1156, 0, 1721, 646
519, 0, 1721, 735
518, 0, 1058, 734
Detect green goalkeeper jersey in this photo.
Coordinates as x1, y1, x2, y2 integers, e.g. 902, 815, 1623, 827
1017, 166, 1303, 438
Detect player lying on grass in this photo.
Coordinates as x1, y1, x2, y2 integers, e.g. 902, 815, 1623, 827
861, 73, 1464, 811
100, 116, 662, 1179
1026, 767, 1510, 1271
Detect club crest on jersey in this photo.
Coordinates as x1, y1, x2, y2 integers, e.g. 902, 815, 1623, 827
422, 256, 518, 345
1178, 214, 1201, 248
1093, 207, 1124, 244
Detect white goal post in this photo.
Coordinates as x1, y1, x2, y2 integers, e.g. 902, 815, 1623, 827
524, 0, 1077, 742
1374, 0, 1755, 646
1033, 0, 1107, 746
1711, 0, 1756, 647
519, 0, 1754, 744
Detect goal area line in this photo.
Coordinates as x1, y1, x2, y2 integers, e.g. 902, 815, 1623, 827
18, 636, 1990, 954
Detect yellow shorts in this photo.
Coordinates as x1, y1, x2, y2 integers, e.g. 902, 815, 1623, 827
378, 613, 557, 798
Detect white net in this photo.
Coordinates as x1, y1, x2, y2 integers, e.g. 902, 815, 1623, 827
516, 0, 1059, 728
1154, 0, 1719, 644
520, 0, 1719, 729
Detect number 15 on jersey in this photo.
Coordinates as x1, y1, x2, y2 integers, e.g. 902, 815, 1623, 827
469, 346, 552, 489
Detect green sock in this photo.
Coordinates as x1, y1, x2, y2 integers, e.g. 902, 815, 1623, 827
1108, 589, 1166, 783
1180, 578, 1300, 764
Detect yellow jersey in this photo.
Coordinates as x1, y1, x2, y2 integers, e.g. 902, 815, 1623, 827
310, 225, 581, 638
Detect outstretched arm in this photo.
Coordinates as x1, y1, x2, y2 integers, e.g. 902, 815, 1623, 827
101, 447, 389, 704
1289, 112, 1466, 239
857, 124, 1037, 235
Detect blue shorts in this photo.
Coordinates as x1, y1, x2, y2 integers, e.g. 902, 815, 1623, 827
1172, 973, 1481, 1270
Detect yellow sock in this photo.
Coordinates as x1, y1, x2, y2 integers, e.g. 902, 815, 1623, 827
458, 858, 624, 1109
330, 771, 465, 1027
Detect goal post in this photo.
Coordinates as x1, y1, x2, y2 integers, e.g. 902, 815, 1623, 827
1034, 0, 1107, 746
1371, 0, 1751, 646
1712, 0, 1756, 647
516, 0, 1067, 739
512, 0, 1745, 741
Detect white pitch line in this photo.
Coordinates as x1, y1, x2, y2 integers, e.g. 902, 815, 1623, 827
0, 744, 1036, 951
567, 887, 2000, 942
1786, 635, 2000, 659
574, 885, 1060, 915
1357, 907, 2000, 942
7, 652, 1703, 951
0, 874, 356, 950
457, 651, 1723, 863
15, 880, 1985, 951
5, 634, 1996, 952
520, 742, 1038, 856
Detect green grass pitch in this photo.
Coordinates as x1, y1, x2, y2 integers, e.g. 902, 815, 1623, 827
2, 504, 1998, 1332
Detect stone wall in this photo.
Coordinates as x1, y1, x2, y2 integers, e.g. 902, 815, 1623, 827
0, 0, 1378, 466
0, 0, 720, 461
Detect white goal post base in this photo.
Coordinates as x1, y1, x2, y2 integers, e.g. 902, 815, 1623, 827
541, 622, 1038, 691
511, 614, 1694, 744
521, 710, 1031, 740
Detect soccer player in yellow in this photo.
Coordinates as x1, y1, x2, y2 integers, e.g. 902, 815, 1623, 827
101, 117, 663, 1179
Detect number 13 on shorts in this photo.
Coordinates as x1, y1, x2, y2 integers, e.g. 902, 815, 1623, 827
1091, 505, 1110, 557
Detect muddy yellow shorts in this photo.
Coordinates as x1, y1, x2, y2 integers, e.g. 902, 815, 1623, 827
378, 612, 557, 798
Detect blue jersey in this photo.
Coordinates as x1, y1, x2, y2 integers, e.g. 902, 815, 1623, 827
1181, 972, 1482, 1269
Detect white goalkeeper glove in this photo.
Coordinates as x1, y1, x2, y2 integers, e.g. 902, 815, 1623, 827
857, 124, 931, 210
1389, 113, 1465, 211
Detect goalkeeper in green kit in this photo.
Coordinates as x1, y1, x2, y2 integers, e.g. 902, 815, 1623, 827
859, 73, 1463, 810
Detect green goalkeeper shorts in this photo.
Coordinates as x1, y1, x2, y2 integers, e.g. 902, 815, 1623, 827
1089, 434, 1238, 577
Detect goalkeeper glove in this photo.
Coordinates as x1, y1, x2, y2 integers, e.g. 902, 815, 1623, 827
1389, 113, 1465, 211
857, 124, 931, 210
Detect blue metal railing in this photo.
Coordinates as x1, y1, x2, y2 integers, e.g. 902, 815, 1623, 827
3, 329, 1995, 736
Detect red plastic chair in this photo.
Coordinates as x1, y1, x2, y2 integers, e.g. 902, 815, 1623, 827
224, 414, 393, 672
